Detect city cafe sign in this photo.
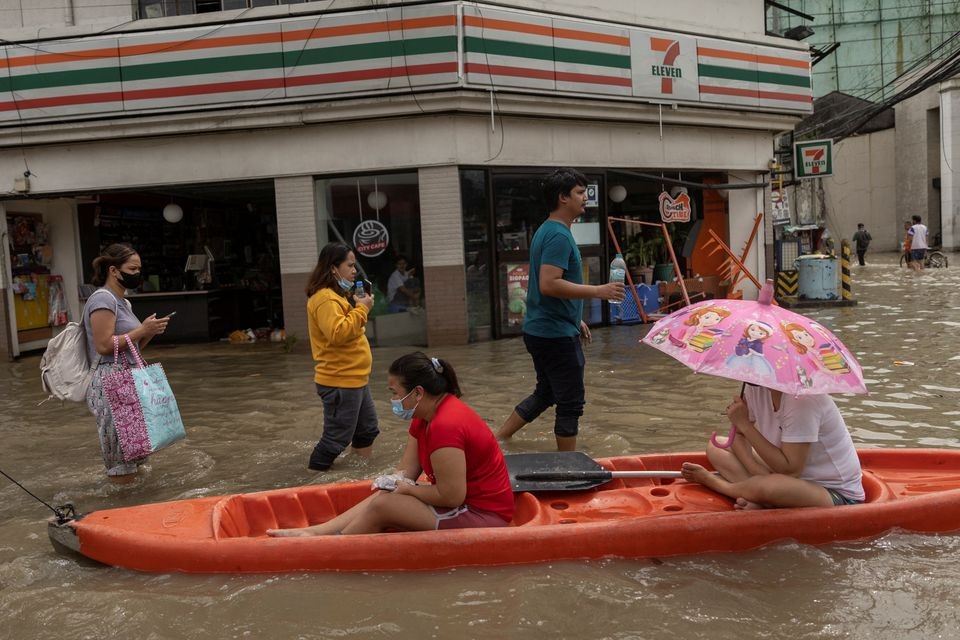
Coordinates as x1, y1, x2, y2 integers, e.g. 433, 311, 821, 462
658, 190, 692, 223
353, 219, 390, 257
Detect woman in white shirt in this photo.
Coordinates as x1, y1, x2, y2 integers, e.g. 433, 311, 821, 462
681, 383, 864, 509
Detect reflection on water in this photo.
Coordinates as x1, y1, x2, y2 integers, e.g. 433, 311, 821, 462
2, 252, 960, 639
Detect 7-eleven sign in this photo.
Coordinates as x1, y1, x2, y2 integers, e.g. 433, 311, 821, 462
794, 139, 834, 179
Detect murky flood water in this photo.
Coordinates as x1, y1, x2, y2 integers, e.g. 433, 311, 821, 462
3, 252, 960, 639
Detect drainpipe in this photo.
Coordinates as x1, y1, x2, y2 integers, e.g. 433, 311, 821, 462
64, 0, 75, 26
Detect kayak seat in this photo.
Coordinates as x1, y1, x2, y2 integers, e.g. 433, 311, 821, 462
214, 487, 343, 538
510, 489, 655, 526
860, 470, 892, 503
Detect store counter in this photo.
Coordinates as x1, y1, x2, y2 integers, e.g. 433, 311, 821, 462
127, 290, 224, 342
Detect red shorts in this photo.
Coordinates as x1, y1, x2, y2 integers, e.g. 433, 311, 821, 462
432, 505, 510, 530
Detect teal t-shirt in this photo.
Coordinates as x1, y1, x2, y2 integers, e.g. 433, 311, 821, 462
523, 220, 583, 338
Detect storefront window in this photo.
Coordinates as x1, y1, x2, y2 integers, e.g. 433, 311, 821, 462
76, 182, 283, 342
460, 170, 493, 342
315, 172, 425, 346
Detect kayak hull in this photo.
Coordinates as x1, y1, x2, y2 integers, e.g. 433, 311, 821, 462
49, 449, 960, 573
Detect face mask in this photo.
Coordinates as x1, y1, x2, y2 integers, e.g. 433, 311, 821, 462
337, 278, 353, 292
391, 388, 419, 420
117, 270, 142, 290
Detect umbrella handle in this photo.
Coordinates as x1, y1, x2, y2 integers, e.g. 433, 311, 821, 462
710, 425, 737, 449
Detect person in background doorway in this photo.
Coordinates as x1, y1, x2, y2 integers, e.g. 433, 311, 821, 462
497, 168, 625, 452
304, 242, 379, 471
387, 255, 422, 313
267, 352, 513, 535
907, 215, 928, 271
82, 243, 169, 484
852, 223, 872, 266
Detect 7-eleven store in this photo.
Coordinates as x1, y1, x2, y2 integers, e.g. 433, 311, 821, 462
0, 1, 812, 358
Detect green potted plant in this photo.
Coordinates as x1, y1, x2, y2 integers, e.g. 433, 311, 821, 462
624, 235, 658, 284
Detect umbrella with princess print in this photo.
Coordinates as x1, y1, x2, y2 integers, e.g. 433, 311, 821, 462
640, 279, 867, 447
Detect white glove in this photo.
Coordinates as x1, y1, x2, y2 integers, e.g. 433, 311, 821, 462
371, 473, 415, 492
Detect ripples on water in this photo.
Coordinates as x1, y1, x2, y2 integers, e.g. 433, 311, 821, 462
2, 252, 960, 639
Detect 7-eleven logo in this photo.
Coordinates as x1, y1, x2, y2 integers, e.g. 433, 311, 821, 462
794, 139, 833, 179
803, 148, 825, 173
650, 37, 682, 94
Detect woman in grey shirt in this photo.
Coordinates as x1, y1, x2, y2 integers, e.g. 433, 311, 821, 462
82, 244, 168, 483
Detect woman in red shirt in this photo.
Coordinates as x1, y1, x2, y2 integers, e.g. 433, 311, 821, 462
268, 352, 514, 536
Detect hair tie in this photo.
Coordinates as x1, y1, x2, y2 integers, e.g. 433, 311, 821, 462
430, 357, 443, 373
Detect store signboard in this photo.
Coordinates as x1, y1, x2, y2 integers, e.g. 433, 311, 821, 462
658, 191, 692, 223
794, 139, 833, 179
353, 220, 390, 257
630, 30, 700, 102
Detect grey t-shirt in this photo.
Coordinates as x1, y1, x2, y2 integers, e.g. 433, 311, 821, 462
82, 288, 141, 365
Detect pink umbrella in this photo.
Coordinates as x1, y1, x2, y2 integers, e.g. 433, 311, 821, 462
641, 279, 867, 447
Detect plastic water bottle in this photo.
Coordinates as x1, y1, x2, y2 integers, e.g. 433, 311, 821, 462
609, 253, 627, 305
354, 279, 365, 298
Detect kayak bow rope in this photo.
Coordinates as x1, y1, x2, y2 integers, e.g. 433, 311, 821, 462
0, 466, 76, 524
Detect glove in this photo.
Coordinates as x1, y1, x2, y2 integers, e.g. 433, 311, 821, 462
371, 473, 415, 492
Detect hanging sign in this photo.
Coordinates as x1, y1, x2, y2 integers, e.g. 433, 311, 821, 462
771, 189, 790, 225
794, 139, 833, 179
658, 191, 691, 223
353, 220, 390, 257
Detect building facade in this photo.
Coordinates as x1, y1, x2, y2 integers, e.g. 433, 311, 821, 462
0, 0, 812, 358
768, 0, 960, 100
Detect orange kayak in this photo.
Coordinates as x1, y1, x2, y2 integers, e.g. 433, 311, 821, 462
48, 448, 960, 573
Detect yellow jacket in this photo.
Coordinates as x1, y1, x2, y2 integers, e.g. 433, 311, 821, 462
307, 288, 372, 388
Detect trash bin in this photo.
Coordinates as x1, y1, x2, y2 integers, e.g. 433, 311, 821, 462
794, 255, 838, 300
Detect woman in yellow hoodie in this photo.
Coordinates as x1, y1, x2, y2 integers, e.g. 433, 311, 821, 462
305, 242, 378, 471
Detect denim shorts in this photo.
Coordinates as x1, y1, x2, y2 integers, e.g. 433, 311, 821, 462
910, 248, 926, 262
826, 488, 863, 506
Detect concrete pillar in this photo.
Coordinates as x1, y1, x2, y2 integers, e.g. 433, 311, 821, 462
274, 176, 319, 347
417, 165, 468, 346
727, 171, 766, 299
940, 80, 960, 251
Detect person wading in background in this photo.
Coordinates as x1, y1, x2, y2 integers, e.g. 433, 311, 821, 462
852, 223, 872, 266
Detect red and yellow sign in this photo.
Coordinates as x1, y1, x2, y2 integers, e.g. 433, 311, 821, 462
658, 191, 692, 223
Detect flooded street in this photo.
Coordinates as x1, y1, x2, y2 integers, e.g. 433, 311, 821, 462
2, 251, 960, 640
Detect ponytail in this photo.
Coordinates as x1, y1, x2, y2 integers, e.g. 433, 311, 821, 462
90, 243, 137, 286
388, 351, 461, 398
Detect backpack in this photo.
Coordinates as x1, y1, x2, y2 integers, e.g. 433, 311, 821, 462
39, 289, 117, 403
39, 321, 96, 403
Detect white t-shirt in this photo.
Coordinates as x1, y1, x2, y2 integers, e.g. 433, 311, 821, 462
387, 269, 406, 302
909, 223, 928, 250
745, 385, 864, 501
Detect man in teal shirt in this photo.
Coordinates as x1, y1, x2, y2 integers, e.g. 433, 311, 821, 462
497, 168, 625, 451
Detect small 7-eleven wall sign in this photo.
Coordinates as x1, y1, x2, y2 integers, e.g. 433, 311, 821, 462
794, 139, 834, 179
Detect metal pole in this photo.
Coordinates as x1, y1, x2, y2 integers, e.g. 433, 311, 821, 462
660, 223, 690, 307
606, 217, 647, 323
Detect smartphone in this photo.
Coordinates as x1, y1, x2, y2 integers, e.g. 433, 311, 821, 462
163, 311, 177, 318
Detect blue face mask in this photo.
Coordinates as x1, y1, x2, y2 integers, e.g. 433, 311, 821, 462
391, 388, 419, 420
337, 278, 353, 292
